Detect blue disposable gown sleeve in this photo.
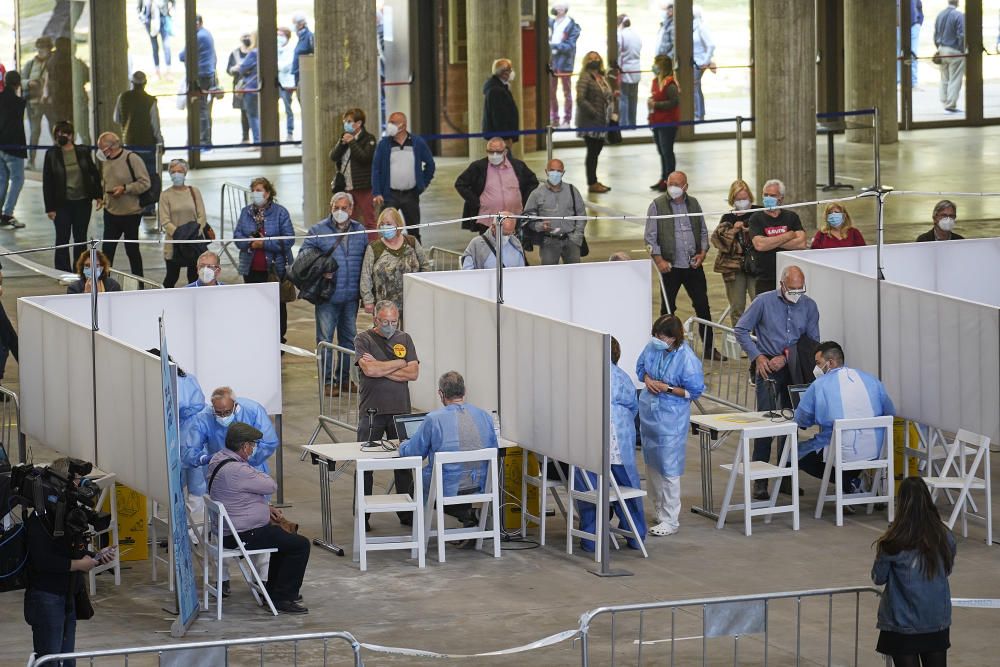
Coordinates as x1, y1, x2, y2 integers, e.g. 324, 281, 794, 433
399, 416, 438, 460
794, 384, 819, 429
246, 403, 279, 469
181, 411, 210, 469
675, 345, 706, 399
177, 373, 206, 423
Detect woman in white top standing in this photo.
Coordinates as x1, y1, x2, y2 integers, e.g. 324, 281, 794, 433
158, 159, 208, 287
277, 26, 296, 142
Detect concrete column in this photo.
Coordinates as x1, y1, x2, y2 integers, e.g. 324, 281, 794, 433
844, 0, 897, 145
466, 0, 522, 158
753, 0, 817, 230
89, 0, 129, 137
299, 56, 322, 227
308, 0, 379, 224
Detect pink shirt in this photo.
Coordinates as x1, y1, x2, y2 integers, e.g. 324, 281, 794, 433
208, 448, 277, 534
478, 159, 523, 218
811, 227, 866, 249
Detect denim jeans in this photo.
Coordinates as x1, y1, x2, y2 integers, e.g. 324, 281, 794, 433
0, 150, 26, 217
752, 365, 792, 462
242, 93, 261, 144
315, 299, 358, 385
618, 81, 639, 127
278, 87, 294, 135
693, 65, 706, 121
196, 74, 217, 146
24, 588, 77, 666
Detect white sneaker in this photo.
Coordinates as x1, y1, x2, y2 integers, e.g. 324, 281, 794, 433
649, 522, 678, 536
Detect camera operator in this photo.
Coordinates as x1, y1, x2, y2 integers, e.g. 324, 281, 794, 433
23, 458, 114, 664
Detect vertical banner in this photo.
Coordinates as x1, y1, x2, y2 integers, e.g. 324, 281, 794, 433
160, 317, 199, 636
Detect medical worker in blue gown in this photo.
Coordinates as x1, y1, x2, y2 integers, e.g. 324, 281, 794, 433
794, 341, 895, 493
575, 336, 647, 553
637, 314, 705, 537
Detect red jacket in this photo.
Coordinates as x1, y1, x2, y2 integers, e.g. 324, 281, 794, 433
649, 76, 680, 125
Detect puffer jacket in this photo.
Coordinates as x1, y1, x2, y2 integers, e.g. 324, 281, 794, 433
710, 210, 757, 281
233, 201, 295, 278
299, 218, 368, 303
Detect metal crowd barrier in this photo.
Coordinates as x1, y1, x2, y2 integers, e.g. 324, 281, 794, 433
308, 342, 361, 441
219, 181, 252, 269
108, 268, 164, 291
427, 246, 463, 271
26, 631, 363, 666
577, 586, 886, 667
0, 386, 25, 463
683, 316, 755, 412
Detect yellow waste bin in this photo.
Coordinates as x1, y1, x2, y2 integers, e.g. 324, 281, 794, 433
893, 418, 920, 492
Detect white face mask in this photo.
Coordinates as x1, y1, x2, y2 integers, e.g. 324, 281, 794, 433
277, 35, 288, 47
199, 266, 216, 284
937, 216, 956, 232
385, 122, 400, 137
783, 289, 805, 304
487, 151, 505, 166
667, 185, 684, 200
507, 70, 516, 82
734, 198, 751, 211
331, 209, 349, 224
813, 364, 825, 379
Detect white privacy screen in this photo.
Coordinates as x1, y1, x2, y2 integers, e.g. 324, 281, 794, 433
778, 239, 1000, 444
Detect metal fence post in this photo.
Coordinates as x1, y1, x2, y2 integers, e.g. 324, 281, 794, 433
735, 116, 744, 182
546, 124, 554, 163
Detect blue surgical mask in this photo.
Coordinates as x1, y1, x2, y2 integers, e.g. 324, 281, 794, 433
170, 172, 186, 187
215, 404, 239, 428
650, 337, 669, 351
82, 266, 102, 280
380, 226, 397, 240
547, 171, 563, 186
251, 191, 267, 206
762, 195, 779, 210
343, 120, 355, 133
827, 212, 844, 228
379, 323, 397, 338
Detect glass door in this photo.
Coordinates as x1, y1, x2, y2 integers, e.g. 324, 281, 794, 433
983, 0, 1000, 118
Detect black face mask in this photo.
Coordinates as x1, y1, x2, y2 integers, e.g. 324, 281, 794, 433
550, 8, 557, 16
241, 38, 251, 47
56, 135, 70, 146
587, 61, 601, 70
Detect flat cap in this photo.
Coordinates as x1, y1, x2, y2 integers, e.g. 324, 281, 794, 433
226, 421, 263, 449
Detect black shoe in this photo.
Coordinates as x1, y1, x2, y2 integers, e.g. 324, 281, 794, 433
753, 480, 769, 501
398, 515, 413, 527
275, 600, 309, 614
221, 581, 231, 598
365, 520, 372, 533
779, 478, 804, 496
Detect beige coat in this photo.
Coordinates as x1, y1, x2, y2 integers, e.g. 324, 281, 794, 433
158, 185, 208, 261
98, 149, 150, 216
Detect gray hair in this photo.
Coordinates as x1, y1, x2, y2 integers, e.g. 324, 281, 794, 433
374, 300, 399, 318
779, 264, 804, 284
197, 250, 220, 265
485, 137, 506, 151
609, 251, 632, 261
210, 386, 236, 402
438, 371, 466, 400
763, 178, 786, 197
97, 131, 121, 148
932, 199, 957, 217
330, 191, 354, 207
492, 58, 512, 75
168, 158, 189, 173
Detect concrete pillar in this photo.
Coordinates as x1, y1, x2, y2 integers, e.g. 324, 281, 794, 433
300, 56, 322, 227
466, 0, 522, 158
308, 0, 380, 224
753, 0, 817, 230
89, 0, 129, 137
844, 0, 897, 145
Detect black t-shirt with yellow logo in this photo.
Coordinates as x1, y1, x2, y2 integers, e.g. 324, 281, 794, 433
354, 328, 419, 416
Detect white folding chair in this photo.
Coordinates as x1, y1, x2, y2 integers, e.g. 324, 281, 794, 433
717, 422, 800, 536
353, 456, 425, 571
566, 465, 648, 561
425, 449, 501, 563
88, 473, 120, 595
520, 452, 568, 546
201, 496, 277, 620
815, 416, 895, 527
924, 430, 992, 545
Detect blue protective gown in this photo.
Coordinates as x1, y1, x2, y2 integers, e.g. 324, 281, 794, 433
636, 341, 705, 478
398, 403, 498, 502
177, 373, 208, 495
576, 362, 648, 551
182, 397, 279, 488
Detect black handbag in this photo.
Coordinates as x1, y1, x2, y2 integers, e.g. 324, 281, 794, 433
738, 230, 758, 277
606, 117, 623, 145
125, 152, 158, 208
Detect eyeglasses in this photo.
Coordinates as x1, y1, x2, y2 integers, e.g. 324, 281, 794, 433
213, 405, 236, 417
377, 318, 399, 327
199, 264, 220, 271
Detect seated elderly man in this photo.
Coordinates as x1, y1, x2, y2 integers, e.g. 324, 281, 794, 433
186, 251, 224, 286
794, 341, 895, 496
460, 211, 526, 269
399, 371, 498, 527
208, 422, 310, 614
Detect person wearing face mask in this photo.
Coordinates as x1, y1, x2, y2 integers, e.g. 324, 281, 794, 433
96, 131, 151, 277
355, 300, 420, 529
113, 70, 163, 216
20, 37, 56, 169
794, 341, 895, 493
187, 250, 224, 287
575, 51, 616, 193
917, 200, 965, 242
0, 70, 27, 228
157, 158, 208, 287
811, 203, 866, 249
455, 137, 538, 231
179, 15, 218, 149
647, 54, 680, 192
636, 314, 705, 537
710, 179, 759, 326
42, 120, 102, 270
548, 2, 581, 127
234, 176, 295, 341
371, 111, 436, 242
645, 170, 720, 361
482, 58, 520, 147
359, 207, 430, 321
237, 33, 261, 145
299, 192, 369, 396
735, 265, 820, 499
330, 108, 378, 234
276, 27, 295, 141
522, 158, 587, 264
66, 250, 122, 294
656, 3, 676, 60
460, 211, 526, 269
226, 33, 253, 143
747, 178, 807, 294
291, 13, 315, 91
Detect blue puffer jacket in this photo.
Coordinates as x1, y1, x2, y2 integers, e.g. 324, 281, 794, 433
549, 16, 581, 73
234, 202, 295, 278
301, 218, 368, 303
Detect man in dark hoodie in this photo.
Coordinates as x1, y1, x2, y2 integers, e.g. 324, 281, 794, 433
482, 58, 519, 147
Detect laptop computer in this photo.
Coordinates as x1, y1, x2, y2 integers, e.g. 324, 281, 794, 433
392, 413, 428, 441
787, 384, 810, 410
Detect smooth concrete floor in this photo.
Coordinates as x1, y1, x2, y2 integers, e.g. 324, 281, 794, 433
0, 127, 997, 665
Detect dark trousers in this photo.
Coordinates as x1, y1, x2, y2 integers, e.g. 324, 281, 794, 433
798, 450, 860, 485
385, 188, 421, 242
357, 412, 414, 523
163, 258, 197, 288
660, 266, 714, 351
196, 74, 217, 146
226, 524, 310, 603
0, 302, 18, 379
753, 365, 792, 462
583, 137, 605, 185
245, 269, 288, 341
24, 588, 76, 666
755, 277, 776, 295
53, 199, 91, 272
102, 211, 143, 276
652, 126, 678, 180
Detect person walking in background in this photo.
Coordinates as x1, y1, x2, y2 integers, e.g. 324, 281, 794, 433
43, 120, 102, 271
277, 27, 295, 141
656, 2, 676, 61
647, 55, 680, 193
21, 37, 55, 170
291, 13, 314, 93
575, 51, 615, 194
96, 132, 150, 276
0, 71, 28, 229
238, 33, 261, 145
137, 0, 175, 79
710, 179, 758, 326
114, 71, 162, 216
371, 111, 436, 242
904, 1, 924, 88
179, 15, 218, 148
482, 59, 519, 146
548, 2, 580, 128
158, 159, 208, 287
811, 203, 865, 249
330, 108, 378, 232
691, 6, 716, 122
616, 14, 642, 128
873, 477, 955, 667
226, 33, 252, 144
934, 0, 965, 112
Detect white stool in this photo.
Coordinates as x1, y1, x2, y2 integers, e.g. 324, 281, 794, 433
87, 473, 120, 595
566, 465, 648, 561
425, 449, 501, 563
924, 430, 992, 545
814, 416, 895, 527
353, 456, 426, 571
717, 422, 800, 536
520, 452, 568, 546
202, 496, 277, 620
